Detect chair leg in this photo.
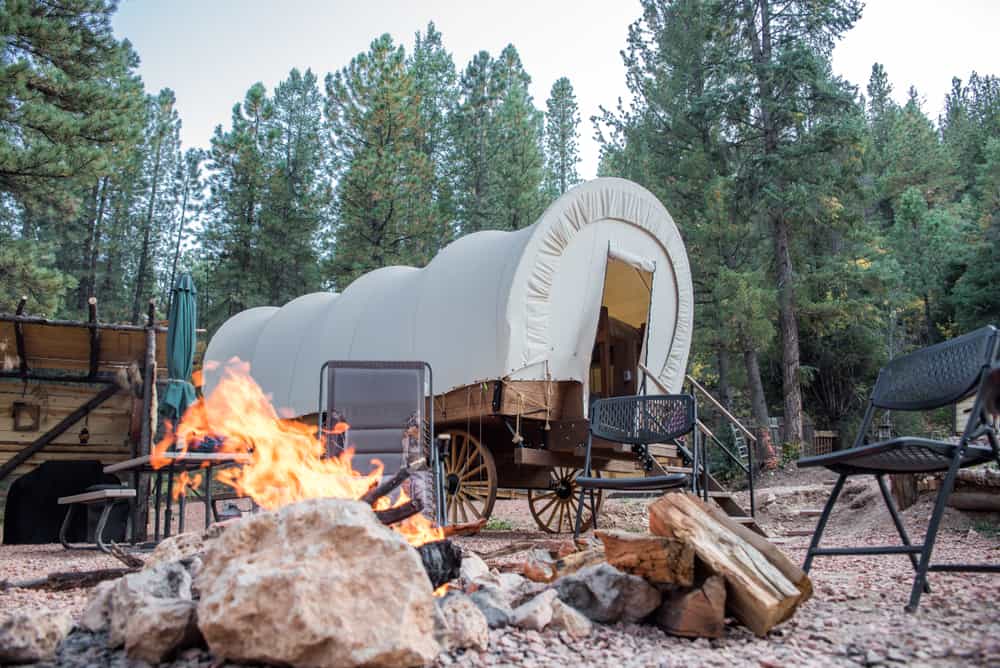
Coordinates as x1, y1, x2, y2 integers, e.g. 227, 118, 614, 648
573, 487, 588, 540
94, 502, 114, 554
876, 475, 930, 593
803, 473, 847, 572
906, 453, 963, 612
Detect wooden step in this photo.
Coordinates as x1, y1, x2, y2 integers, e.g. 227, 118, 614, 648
783, 528, 814, 537
797, 509, 823, 517
707, 491, 733, 499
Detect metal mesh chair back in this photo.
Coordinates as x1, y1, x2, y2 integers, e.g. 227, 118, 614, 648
321, 361, 429, 476
589, 395, 695, 444
872, 325, 998, 411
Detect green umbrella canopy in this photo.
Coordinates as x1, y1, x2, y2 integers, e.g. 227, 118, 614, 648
160, 273, 198, 422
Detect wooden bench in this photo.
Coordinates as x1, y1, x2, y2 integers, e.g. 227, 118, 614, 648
58, 486, 135, 553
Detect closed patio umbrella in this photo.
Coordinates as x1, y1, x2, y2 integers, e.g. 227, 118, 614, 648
160, 273, 198, 424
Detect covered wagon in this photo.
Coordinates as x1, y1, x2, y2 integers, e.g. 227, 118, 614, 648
204, 177, 694, 531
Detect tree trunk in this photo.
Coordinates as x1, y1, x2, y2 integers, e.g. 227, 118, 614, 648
77, 182, 101, 310
773, 216, 803, 445
132, 132, 165, 324
167, 183, 190, 308
744, 347, 777, 467
86, 177, 109, 302
717, 348, 734, 412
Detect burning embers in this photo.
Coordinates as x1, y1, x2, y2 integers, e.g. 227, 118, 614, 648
151, 359, 444, 546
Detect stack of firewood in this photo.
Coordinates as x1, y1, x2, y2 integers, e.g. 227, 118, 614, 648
508, 492, 811, 638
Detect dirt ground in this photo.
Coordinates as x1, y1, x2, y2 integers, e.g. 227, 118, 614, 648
2, 468, 999, 667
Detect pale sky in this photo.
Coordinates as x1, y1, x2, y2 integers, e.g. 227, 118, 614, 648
113, 0, 999, 180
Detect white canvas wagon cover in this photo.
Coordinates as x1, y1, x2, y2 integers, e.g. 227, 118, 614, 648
204, 178, 694, 416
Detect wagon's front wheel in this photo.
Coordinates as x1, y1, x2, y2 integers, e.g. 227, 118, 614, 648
527, 467, 603, 534
440, 429, 497, 524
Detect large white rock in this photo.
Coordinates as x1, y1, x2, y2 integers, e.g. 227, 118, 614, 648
434, 593, 489, 652
0, 610, 72, 664
108, 560, 193, 647
196, 498, 441, 668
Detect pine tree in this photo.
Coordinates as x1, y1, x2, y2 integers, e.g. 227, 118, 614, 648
202, 83, 272, 324
0, 0, 144, 202
450, 51, 502, 234
259, 68, 327, 303
131, 89, 182, 323
544, 77, 581, 197
491, 45, 545, 229
166, 148, 206, 303
409, 23, 458, 252
324, 35, 434, 288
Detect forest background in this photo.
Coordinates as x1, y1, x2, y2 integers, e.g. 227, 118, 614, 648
1, 0, 997, 447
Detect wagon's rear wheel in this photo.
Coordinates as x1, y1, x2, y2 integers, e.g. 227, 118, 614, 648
441, 429, 497, 524
527, 467, 603, 534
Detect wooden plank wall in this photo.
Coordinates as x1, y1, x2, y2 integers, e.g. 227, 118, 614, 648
0, 381, 134, 478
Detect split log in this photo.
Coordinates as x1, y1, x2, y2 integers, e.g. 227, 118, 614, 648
521, 546, 606, 583
595, 529, 694, 586
655, 575, 726, 638
416, 539, 462, 589
375, 499, 423, 525
699, 502, 812, 602
0, 568, 134, 592
361, 458, 427, 505
649, 492, 810, 637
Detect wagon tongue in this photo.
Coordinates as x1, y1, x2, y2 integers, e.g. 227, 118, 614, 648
150, 358, 445, 548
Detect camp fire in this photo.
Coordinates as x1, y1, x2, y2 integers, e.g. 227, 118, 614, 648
151, 358, 444, 547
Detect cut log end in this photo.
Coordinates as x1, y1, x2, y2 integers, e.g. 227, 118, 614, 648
595, 529, 694, 586
655, 575, 726, 639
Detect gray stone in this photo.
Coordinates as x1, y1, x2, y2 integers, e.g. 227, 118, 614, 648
0, 610, 73, 664
435, 592, 490, 652
196, 498, 440, 668
460, 552, 491, 583
510, 590, 558, 631
553, 563, 661, 623
470, 586, 514, 628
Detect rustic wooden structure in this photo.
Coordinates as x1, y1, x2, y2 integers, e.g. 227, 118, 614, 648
0, 298, 166, 540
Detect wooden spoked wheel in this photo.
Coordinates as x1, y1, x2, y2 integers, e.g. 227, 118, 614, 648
441, 429, 497, 524
527, 467, 603, 534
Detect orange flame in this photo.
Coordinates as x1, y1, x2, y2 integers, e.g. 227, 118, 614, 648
152, 359, 444, 546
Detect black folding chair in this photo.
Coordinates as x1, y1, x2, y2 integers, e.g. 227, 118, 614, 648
318, 361, 444, 525
799, 325, 1000, 612
573, 394, 693, 539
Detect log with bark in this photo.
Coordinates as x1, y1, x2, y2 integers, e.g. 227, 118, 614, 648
416, 539, 462, 589
649, 492, 811, 637
362, 458, 427, 505
375, 499, 424, 525
655, 575, 726, 639
596, 529, 694, 586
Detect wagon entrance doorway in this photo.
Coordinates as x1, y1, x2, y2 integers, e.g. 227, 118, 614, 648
590, 255, 653, 399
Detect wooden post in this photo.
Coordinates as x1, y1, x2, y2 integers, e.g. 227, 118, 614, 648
890, 474, 918, 512
133, 300, 156, 542
14, 296, 28, 379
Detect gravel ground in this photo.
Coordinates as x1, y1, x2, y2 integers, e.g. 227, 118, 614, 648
2, 472, 999, 667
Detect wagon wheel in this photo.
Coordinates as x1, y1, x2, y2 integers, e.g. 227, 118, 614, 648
441, 429, 497, 524
527, 467, 603, 534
